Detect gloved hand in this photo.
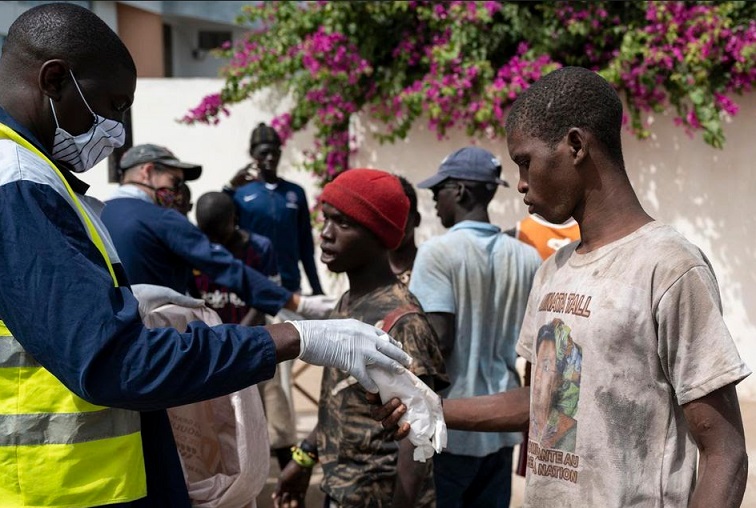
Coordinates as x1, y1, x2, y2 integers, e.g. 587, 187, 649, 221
295, 294, 337, 320
131, 284, 205, 318
287, 319, 413, 393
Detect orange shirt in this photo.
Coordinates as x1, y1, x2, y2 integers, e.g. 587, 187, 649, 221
515, 215, 581, 260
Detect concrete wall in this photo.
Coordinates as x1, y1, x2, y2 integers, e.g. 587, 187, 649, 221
82, 78, 756, 399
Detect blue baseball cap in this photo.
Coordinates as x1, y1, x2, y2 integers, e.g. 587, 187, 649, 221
417, 146, 509, 189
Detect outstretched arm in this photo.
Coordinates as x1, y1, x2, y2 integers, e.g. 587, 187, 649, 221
443, 387, 530, 432
684, 383, 748, 508
370, 387, 530, 439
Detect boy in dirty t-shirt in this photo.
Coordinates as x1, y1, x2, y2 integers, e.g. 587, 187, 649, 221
516, 222, 748, 506
372, 66, 750, 508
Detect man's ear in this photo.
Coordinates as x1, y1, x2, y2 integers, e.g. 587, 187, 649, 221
566, 127, 589, 166
137, 162, 155, 182
38, 60, 70, 101
454, 182, 466, 204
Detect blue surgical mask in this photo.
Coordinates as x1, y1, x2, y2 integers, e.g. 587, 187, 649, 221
50, 70, 125, 173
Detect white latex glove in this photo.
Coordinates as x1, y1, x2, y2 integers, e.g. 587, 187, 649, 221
131, 284, 205, 318
287, 319, 413, 393
295, 294, 338, 319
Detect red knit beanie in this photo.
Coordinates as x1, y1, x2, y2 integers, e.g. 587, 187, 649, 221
321, 169, 409, 249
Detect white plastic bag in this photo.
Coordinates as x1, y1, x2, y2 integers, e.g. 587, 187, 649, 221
143, 304, 270, 508
368, 362, 447, 462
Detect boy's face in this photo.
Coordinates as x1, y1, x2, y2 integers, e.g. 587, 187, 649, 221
507, 129, 581, 225
320, 202, 383, 274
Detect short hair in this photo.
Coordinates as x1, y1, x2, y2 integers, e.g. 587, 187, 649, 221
505, 67, 624, 166
396, 175, 418, 218
3, 3, 135, 76
196, 191, 235, 233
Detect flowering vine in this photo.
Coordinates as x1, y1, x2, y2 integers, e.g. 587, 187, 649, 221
181, 1, 756, 186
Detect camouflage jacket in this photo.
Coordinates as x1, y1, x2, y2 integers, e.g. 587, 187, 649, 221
317, 282, 448, 507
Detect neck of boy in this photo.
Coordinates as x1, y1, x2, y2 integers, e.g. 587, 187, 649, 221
345, 256, 397, 303
574, 175, 654, 254
225, 229, 249, 258
454, 206, 490, 226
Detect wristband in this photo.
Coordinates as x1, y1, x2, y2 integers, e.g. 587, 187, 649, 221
291, 442, 318, 468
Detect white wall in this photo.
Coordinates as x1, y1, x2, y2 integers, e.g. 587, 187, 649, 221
82, 78, 756, 399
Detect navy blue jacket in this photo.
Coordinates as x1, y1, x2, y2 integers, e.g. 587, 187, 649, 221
232, 179, 323, 293
102, 189, 292, 316
0, 108, 279, 507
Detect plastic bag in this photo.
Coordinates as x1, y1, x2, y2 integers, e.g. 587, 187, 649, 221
143, 304, 270, 508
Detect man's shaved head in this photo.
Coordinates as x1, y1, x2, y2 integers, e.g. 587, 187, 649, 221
3, 2, 135, 76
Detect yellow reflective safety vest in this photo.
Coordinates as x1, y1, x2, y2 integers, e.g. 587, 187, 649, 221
0, 123, 147, 507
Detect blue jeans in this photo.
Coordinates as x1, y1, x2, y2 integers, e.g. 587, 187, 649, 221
433, 447, 513, 508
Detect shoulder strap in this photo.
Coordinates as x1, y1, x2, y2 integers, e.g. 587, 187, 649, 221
379, 304, 422, 333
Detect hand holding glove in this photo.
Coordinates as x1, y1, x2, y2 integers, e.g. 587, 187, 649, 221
131, 284, 205, 318
295, 294, 338, 320
368, 362, 447, 462
287, 319, 413, 393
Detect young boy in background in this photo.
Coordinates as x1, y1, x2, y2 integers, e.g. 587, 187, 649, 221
193, 191, 298, 469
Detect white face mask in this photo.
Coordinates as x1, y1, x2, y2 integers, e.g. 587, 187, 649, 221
49, 70, 125, 173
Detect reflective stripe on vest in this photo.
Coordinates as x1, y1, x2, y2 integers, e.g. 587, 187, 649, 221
0, 124, 147, 507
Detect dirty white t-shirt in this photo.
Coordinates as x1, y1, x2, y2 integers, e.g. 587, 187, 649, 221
516, 221, 750, 507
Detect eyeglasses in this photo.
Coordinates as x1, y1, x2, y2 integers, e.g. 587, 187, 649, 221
431, 182, 459, 199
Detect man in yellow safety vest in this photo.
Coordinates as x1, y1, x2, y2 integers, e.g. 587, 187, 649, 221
0, 4, 411, 507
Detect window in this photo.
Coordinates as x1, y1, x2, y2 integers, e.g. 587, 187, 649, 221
197, 30, 231, 51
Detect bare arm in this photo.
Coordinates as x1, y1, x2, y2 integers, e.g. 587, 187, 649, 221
274, 428, 318, 508
391, 438, 429, 508
684, 383, 747, 508
392, 375, 435, 507
370, 387, 530, 437
266, 322, 301, 362
444, 387, 530, 432
427, 312, 455, 359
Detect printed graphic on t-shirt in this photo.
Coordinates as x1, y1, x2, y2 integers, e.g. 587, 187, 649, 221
528, 318, 583, 484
